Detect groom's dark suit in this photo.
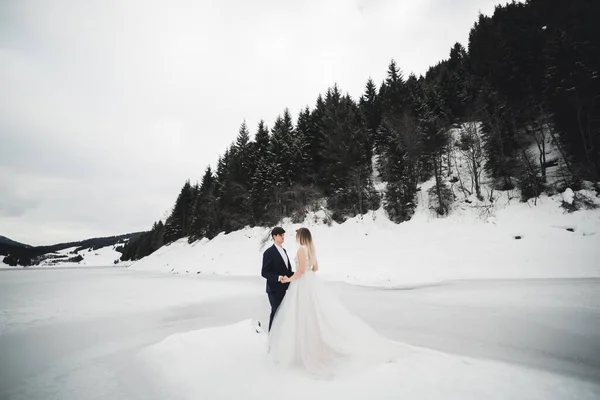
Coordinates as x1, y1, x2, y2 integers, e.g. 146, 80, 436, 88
261, 244, 293, 331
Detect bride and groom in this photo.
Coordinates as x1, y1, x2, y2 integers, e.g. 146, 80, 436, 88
261, 226, 396, 376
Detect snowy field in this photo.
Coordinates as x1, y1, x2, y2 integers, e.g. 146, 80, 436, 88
1, 268, 599, 399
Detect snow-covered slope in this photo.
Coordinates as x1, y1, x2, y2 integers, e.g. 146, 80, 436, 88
35, 244, 129, 267
130, 185, 600, 286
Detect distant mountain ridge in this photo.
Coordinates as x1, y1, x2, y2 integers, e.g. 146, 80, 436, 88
1, 232, 146, 266
0, 236, 30, 248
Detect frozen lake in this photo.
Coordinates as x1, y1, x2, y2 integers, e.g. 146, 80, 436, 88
1, 267, 599, 399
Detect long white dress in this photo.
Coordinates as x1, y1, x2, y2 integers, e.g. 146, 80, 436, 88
268, 245, 397, 377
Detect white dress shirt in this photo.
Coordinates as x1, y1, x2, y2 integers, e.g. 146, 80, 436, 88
275, 244, 290, 268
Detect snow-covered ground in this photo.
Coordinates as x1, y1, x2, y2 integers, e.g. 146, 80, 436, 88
138, 319, 598, 400
0, 268, 255, 334
130, 186, 600, 287
115, 142, 600, 398
1, 268, 598, 399
3, 126, 599, 398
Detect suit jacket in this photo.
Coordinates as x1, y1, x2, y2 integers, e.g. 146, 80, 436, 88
261, 244, 293, 294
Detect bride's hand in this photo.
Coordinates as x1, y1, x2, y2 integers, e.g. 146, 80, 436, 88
281, 276, 291, 283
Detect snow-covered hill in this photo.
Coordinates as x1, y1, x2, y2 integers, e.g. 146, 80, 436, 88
34, 244, 129, 267
130, 185, 600, 286
130, 123, 600, 285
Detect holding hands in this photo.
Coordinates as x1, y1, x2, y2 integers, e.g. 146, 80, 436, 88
281, 276, 291, 283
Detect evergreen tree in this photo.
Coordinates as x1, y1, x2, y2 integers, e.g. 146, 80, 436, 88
149, 221, 165, 254
189, 166, 218, 240
230, 122, 254, 227
270, 110, 295, 188
419, 83, 453, 215
213, 151, 231, 231
254, 120, 270, 158
120, 220, 165, 261
232, 121, 256, 184
318, 86, 378, 220
377, 70, 425, 222
251, 158, 276, 225
444, 43, 470, 120
381, 59, 409, 115
213, 142, 253, 232
164, 180, 196, 243
359, 77, 381, 159
250, 121, 276, 224
516, 147, 544, 202
307, 95, 327, 183
477, 85, 521, 189
540, 0, 600, 180
378, 111, 422, 222
294, 107, 313, 184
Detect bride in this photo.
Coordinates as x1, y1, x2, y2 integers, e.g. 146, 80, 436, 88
268, 227, 396, 377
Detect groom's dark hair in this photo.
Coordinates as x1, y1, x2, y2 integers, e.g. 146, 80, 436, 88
271, 227, 285, 238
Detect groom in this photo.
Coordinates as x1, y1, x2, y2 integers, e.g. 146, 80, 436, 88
261, 226, 293, 331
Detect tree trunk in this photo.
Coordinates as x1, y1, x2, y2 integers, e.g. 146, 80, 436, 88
472, 150, 482, 200
433, 154, 447, 215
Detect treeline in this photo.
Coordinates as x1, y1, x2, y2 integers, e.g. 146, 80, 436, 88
122, 0, 599, 260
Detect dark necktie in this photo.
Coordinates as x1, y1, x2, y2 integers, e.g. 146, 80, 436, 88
282, 248, 291, 272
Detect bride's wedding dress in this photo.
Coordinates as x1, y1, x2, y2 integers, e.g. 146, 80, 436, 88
268, 246, 396, 377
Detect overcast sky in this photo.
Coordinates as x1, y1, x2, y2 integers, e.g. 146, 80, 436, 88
1, 0, 500, 246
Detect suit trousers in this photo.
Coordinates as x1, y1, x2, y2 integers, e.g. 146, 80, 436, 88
268, 290, 286, 331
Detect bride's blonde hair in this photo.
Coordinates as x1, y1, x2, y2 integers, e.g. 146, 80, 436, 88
296, 227, 316, 267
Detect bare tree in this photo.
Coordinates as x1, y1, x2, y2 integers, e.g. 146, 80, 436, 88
283, 184, 322, 223
523, 105, 552, 183
451, 150, 471, 197
458, 121, 484, 200
534, 112, 548, 182
351, 166, 365, 216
